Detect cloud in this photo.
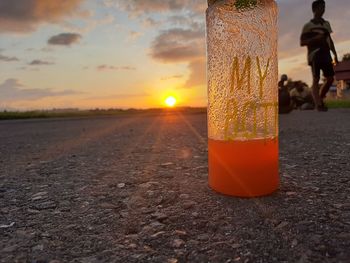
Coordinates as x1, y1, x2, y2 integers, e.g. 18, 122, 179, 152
150, 27, 205, 63
84, 92, 149, 100
0, 79, 80, 101
184, 59, 206, 88
142, 17, 161, 28
128, 30, 143, 41
48, 33, 82, 46
60, 14, 114, 34
29, 60, 54, 66
117, 0, 206, 16
0, 54, 19, 62
97, 65, 136, 71
161, 75, 183, 80
0, 0, 85, 33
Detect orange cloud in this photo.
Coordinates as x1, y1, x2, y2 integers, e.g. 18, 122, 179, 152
150, 28, 205, 63
48, 33, 82, 46
0, 0, 85, 33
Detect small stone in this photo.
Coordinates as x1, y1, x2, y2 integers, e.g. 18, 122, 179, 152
172, 239, 185, 248
117, 183, 126, 189
286, 192, 297, 196
151, 221, 166, 229
183, 201, 197, 209
32, 191, 48, 198
232, 243, 242, 249
151, 231, 166, 238
168, 259, 178, 263
128, 243, 137, 249
0, 222, 15, 228
174, 230, 187, 236
143, 245, 153, 252
291, 239, 298, 248
139, 181, 159, 189
197, 234, 210, 241
32, 196, 46, 201
192, 212, 199, 218
160, 162, 174, 167
100, 203, 116, 209
32, 244, 44, 251
152, 212, 168, 221
41, 232, 51, 238
275, 221, 289, 229
179, 194, 190, 199
33, 201, 56, 210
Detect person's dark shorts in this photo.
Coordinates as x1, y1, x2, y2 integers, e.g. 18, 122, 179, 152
311, 52, 335, 79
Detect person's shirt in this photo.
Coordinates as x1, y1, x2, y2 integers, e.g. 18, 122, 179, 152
301, 18, 333, 64
290, 87, 311, 99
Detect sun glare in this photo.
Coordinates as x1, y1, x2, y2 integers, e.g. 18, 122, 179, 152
165, 96, 177, 107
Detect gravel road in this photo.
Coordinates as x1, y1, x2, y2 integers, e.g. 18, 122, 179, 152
0, 110, 349, 263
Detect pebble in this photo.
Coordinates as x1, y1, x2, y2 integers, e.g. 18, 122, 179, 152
33, 201, 57, 210
117, 183, 126, 189
172, 239, 185, 248
160, 162, 174, 167
183, 201, 197, 209
291, 239, 298, 248
192, 212, 199, 218
0, 222, 15, 228
179, 194, 190, 199
275, 221, 289, 229
32, 244, 44, 251
197, 233, 210, 241
151, 231, 166, 238
32, 191, 48, 198
174, 230, 187, 236
151, 212, 168, 221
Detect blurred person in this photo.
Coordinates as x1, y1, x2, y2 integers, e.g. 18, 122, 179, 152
290, 81, 314, 110
300, 0, 338, 112
278, 74, 293, 114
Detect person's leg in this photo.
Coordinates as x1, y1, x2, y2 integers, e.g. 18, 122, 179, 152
311, 76, 322, 107
319, 57, 335, 103
310, 60, 322, 108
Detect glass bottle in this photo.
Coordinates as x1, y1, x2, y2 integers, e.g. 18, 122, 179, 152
206, 0, 279, 197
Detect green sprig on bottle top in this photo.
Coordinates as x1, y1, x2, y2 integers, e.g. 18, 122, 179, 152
235, 0, 258, 9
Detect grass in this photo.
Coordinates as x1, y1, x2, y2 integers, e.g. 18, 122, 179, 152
325, 99, 350, 109
0, 109, 125, 120
0, 107, 207, 120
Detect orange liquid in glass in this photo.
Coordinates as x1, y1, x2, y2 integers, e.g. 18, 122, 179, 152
208, 138, 279, 197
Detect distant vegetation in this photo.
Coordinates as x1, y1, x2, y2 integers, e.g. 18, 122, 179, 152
0, 107, 207, 120
325, 100, 350, 109
342, 53, 350, 61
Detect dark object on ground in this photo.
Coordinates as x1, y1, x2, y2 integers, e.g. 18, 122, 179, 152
0, 111, 349, 262
300, 102, 315, 110
279, 88, 293, 114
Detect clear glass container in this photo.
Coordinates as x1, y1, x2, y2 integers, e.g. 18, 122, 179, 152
206, 0, 279, 197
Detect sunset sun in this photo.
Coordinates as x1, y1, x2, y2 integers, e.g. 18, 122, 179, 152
165, 96, 177, 107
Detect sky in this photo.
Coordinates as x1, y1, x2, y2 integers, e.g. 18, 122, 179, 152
1, 0, 350, 110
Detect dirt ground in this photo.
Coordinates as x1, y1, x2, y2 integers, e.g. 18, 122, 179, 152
0, 109, 349, 263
